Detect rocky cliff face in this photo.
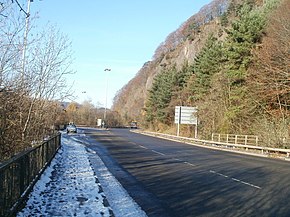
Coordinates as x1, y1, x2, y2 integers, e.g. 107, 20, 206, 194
112, 0, 232, 123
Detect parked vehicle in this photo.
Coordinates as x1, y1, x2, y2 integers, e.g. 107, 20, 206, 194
67, 123, 77, 133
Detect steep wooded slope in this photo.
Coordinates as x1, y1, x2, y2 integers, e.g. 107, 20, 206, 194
112, 0, 289, 147
112, 0, 231, 122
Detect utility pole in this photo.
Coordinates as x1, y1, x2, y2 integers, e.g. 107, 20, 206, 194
19, 0, 32, 137
103, 68, 111, 127
21, 0, 32, 85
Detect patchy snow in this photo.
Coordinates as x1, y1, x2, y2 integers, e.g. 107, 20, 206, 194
17, 133, 147, 217
87, 148, 148, 217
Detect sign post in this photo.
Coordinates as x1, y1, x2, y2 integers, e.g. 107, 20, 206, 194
176, 106, 181, 136
175, 106, 198, 138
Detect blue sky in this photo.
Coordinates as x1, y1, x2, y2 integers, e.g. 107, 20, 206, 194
29, 0, 212, 108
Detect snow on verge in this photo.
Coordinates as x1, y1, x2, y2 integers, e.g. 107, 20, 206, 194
87, 148, 148, 217
17, 135, 113, 217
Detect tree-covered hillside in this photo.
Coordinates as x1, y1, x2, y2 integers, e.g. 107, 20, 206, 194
113, 0, 289, 147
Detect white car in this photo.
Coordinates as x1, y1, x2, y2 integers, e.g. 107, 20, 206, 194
67, 124, 77, 133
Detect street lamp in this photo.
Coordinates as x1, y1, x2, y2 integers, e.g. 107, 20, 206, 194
103, 68, 111, 127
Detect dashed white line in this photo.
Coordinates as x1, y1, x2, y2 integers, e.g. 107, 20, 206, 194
139, 145, 148, 149
184, 162, 196, 167
232, 178, 240, 182
152, 150, 166, 156
231, 178, 261, 189
210, 170, 228, 178
210, 170, 261, 189
136, 143, 261, 190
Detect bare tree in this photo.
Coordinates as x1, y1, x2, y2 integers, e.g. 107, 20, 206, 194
250, 0, 290, 119
0, 1, 74, 161
21, 26, 74, 140
248, 0, 290, 147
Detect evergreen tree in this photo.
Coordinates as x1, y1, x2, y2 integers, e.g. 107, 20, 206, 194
191, 34, 223, 100
145, 67, 178, 125
221, 1, 267, 130
174, 62, 192, 90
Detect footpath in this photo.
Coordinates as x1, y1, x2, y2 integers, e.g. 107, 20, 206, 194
17, 133, 147, 217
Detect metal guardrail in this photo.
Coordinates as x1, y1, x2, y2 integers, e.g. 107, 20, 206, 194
135, 131, 290, 159
0, 133, 61, 217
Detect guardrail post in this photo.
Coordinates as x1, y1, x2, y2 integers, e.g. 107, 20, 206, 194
235, 135, 238, 144
226, 134, 229, 143
245, 135, 248, 146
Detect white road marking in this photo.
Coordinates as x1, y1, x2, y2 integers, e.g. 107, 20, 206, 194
133, 142, 261, 190
210, 170, 261, 189
210, 170, 228, 178
184, 162, 196, 167
231, 178, 261, 189
152, 150, 166, 156
139, 145, 148, 149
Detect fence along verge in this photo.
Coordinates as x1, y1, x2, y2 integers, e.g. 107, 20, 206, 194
211, 133, 259, 146
0, 133, 61, 217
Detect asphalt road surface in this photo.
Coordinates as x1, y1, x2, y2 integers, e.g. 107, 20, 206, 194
78, 128, 290, 217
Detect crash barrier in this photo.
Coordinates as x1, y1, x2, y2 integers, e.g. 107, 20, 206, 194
0, 133, 61, 217
135, 131, 290, 159
211, 133, 258, 146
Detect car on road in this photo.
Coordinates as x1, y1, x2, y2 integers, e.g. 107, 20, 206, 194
66, 123, 77, 133
130, 121, 138, 129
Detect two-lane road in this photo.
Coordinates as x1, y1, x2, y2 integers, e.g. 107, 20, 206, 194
78, 128, 290, 217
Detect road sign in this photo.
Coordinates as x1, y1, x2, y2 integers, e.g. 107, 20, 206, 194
175, 106, 197, 125
97, 119, 102, 127
174, 106, 198, 138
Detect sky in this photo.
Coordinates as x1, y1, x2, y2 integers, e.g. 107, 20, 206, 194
28, 0, 212, 108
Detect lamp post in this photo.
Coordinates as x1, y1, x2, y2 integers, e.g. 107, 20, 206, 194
103, 68, 111, 127
22, 0, 33, 84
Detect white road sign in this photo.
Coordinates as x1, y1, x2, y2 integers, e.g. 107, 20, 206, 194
175, 106, 197, 125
